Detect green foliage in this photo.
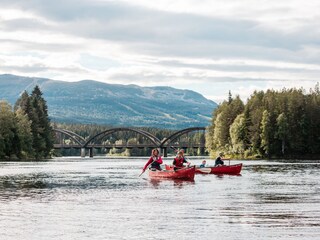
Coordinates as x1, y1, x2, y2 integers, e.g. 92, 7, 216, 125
0, 101, 16, 159
260, 110, 271, 157
15, 108, 33, 158
275, 113, 289, 153
206, 94, 244, 154
0, 85, 54, 160
206, 85, 320, 159
229, 113, 246, 155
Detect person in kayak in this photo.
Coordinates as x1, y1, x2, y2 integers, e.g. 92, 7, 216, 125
215, 153, 225, 166
173, 150, 190, 170
142, 148, 163, 172
199, 160, 207, 168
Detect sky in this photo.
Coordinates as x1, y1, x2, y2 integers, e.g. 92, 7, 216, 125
0, 0, 319, 103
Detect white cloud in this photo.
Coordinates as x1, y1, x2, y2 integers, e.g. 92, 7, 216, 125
0, 0, 319, 103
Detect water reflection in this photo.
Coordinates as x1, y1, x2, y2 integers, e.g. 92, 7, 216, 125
251, 193, 301, 203
148, 179, 195, 189
0, 173, 49, 189
214, 173, 242, 179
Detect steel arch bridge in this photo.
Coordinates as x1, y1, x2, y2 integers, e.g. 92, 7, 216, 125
53, 127, 206, 157
82, 127, 161, 148
53, 128, 86, 146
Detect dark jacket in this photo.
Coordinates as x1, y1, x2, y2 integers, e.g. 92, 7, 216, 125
215, 156, 224, 166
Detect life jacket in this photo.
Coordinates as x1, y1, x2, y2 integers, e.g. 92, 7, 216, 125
215, 157, 224, 166
150, 156, 162, 169
174, 157, 184, 167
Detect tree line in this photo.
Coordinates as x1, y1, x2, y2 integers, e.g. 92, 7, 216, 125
0, 86, 53, 160
206, 84, 320, 159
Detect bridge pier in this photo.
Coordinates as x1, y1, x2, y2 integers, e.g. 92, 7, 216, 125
89, 147, 94, 158
81, 148, 86, 157
200, 147, 205, 155
161, 147, 167, 157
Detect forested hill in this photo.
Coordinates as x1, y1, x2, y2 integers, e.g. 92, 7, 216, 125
0, 74, 217, 128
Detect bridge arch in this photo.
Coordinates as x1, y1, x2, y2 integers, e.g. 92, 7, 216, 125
53, 128, 86, 146
160, 127, 206, 148
82, 127, 161, 148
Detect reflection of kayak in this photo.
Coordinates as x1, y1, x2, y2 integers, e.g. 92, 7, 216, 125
149, 166, 195, 180
195, 164, 242, 175
165, 164, 242, 175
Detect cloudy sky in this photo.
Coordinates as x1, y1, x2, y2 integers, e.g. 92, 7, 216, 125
0, 0, 319, 102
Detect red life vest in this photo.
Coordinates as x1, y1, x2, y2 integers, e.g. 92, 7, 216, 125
174, 157, 184, 167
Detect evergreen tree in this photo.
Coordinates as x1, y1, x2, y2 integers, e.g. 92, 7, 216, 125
15, 108, 33, 158
229, 113, 246, 155
228, 90, 233, 104
0, 101, 18, 159
260, 110, 271, 157
275, 113, 289, 156
206, 94, 244, 155
14, 91, 30, 112
246, 91, 265, 154
30, 86, 54, 159
212, 112, 229, 150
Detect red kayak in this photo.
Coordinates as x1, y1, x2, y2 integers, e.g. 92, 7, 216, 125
165, 164, 242, 175
149, 166, 195, 180
195, 163, 242, 175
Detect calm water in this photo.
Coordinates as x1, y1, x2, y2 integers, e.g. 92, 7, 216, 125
0, 157, 319, 240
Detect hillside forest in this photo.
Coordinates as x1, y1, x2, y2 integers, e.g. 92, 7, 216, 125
206, 84, 320, 159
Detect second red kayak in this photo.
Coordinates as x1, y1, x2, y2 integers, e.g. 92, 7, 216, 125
149, 166, 195, 180
195, 163, 242, 175
165, 163, 242, 175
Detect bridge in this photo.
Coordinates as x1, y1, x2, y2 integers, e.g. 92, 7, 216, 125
53, 127, 206, 157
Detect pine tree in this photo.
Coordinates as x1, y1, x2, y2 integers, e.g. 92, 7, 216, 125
30, 86, 54, 159
228, 90, 233, 104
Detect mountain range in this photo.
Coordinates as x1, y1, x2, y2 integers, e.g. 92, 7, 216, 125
0, 74, 217, 129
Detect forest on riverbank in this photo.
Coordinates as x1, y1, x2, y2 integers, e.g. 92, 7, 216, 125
0, 86, 53, 160
206, 84, 320, 159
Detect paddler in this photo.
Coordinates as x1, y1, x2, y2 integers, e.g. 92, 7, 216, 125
142, 148, 163, 173
214, 152, 225, 166
173, 150, 190, 170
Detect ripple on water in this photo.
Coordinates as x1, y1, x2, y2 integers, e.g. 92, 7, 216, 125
0, 159, 320, 240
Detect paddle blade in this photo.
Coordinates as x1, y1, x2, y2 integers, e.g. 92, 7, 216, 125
197, 168, 211, 174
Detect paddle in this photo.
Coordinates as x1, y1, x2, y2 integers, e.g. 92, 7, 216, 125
197, 167, 211, 174
139, 170, 145, 177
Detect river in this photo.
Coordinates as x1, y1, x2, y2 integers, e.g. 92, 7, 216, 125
0, 157, 319, 240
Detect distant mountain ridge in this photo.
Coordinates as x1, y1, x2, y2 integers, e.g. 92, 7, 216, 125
0, 74, 217, 129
